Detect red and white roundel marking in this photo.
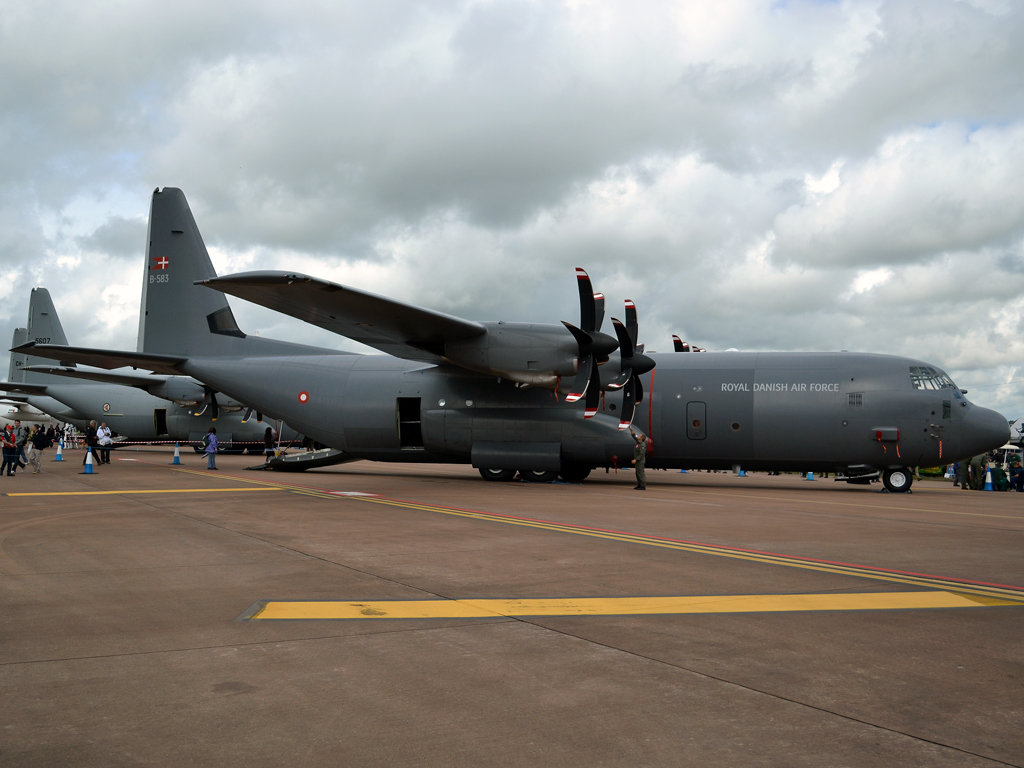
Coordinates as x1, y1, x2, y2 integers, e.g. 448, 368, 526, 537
298, 391, 309, 404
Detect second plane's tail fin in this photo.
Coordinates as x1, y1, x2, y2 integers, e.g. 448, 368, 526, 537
16, 289, 79, 385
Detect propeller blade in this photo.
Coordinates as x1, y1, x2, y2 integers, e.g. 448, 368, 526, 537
605, 367, 631, 391
575, 267, 597, 332
672, 335, 684, 352
256, 412, 263, 423
635, 376, 644, 405
611, 318, 634, 360
593, 293, 605, 332
584, 356, 602, 418
241, 407, 254, 423
564, 355, 593, 403
210, 392, 219, 421
624, 300, 638, 347
618, 376, 636, 429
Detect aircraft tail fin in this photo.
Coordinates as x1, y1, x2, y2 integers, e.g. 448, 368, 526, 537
17, 289, 77, 384
9, 328, 28, 382
139, 187, 334, 359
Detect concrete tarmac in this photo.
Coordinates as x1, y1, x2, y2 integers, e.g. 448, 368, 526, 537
2, 450, 1022, 766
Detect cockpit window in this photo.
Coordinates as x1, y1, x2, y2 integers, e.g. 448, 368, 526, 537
909, 366, 957, 391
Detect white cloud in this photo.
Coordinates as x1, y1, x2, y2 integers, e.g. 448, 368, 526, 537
1, 0, 1024, 419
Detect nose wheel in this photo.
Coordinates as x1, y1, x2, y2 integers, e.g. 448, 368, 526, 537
882, 468, 913, 493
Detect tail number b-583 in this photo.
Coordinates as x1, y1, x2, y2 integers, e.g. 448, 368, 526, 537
149, 274, 169, 284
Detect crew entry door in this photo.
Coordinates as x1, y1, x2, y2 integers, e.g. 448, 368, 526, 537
686, 402, 706, 440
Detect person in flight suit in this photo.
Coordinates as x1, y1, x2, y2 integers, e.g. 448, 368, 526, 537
629, 427, 647, 490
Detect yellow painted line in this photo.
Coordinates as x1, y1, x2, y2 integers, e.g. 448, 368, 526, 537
157, 466, 1024, 601
250, 591, 1018, 620
5, 488, 283, 497
350, 497, 1024, 602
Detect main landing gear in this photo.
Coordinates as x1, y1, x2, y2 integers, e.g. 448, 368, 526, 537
477, 465, 593, 483
882, 467, 913, 493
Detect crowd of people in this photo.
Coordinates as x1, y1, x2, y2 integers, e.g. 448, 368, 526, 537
1, 420, 59, 476
951, 451, 1023, 492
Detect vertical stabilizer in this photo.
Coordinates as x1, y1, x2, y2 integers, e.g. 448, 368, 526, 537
9, 328, 28, 382
19, 289, 77, 384
28, 288, 70, 346
138, 187, 244, 357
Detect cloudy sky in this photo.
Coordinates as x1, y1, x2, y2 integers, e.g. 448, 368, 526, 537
2, 0, 1024, 417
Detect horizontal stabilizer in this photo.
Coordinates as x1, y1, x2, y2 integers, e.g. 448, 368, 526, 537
11, 344, 186, 376
198, 272, 486, 362
21, 366, 168, 388
0, 382, 47, 395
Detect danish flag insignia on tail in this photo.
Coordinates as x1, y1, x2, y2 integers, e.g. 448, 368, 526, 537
152, 256, 169, 270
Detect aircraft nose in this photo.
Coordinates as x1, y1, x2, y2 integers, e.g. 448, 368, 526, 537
960, 404, 1009, 457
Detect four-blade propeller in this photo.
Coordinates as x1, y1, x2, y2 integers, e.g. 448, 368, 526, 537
562, 268, 656, 427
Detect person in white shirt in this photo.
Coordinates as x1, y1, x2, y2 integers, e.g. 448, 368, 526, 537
97, 422, 112, 464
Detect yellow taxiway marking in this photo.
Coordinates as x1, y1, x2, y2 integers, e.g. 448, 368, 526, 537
352, 496, 1024, 603
158, 467, 1024, 602
5, 488, 282, 497
249, 591, 1017, 620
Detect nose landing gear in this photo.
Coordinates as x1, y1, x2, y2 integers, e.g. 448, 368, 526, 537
882, 468, 913, 493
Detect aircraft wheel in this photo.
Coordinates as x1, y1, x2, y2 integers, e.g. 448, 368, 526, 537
520, 470, 559, 483
559, 464, 592, 483
479, 468, 516, 482
882, 468, 913, 493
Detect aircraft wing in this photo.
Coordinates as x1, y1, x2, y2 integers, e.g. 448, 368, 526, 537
198, 271, 486, 362
0, 382, 47, 395
10, 344, 186, 376
21, 365, 169, 388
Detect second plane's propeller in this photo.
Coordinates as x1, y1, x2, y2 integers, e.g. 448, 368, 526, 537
193, 387, 219, 420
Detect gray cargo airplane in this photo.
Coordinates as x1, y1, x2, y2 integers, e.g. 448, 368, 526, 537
0, 288, 304, 450
16, 187, 1009, 492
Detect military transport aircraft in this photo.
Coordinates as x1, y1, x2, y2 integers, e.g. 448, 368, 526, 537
0, 288, 304, 450
15, 187, 1009, 492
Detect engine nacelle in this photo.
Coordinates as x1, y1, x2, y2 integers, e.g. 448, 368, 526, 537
147, 377, 207, 406
444, 322, 581, 389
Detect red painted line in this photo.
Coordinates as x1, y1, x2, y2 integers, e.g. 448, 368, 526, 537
140, 459, 1024, 593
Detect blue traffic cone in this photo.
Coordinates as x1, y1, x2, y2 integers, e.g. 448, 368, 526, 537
81, 448, 96, 474
805, 471, 816, 481
738, 468, 747, 477
172, 443, 181, 465
984, 467, 994, 491
679, 469, 687, 474
54, 440, 63, 461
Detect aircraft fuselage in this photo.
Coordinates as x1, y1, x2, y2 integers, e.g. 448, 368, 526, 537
184, 350, 1008, 473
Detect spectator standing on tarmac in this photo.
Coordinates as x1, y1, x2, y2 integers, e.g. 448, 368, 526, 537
96, 422, 112, 464
970, 453, 987, 490
1, 424, 17, 476
82, 420, 99, 466
264, 427, 275, 463
204, 427, 218, 470
14, 420, 29, 470
629, 427, 647, 490
26, 425, 49, 474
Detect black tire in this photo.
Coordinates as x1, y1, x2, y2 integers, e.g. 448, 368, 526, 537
559, 464, 592, 483
520, 469, 559, 483
883, 468, 913, 493
479, 468, 516, 482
